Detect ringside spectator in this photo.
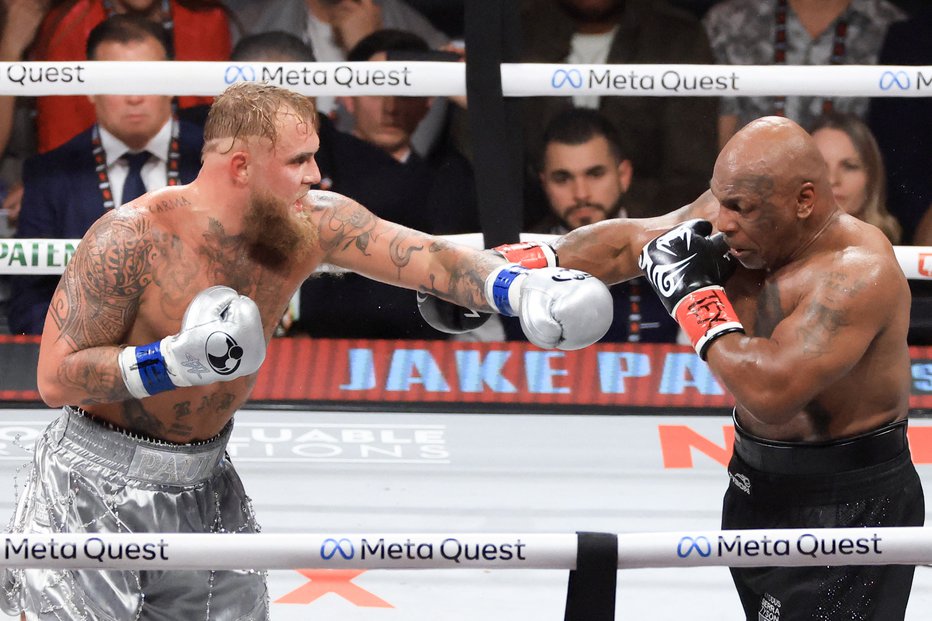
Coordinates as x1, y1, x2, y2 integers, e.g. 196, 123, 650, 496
31, 0, 232, 153
9, 13, 205, 335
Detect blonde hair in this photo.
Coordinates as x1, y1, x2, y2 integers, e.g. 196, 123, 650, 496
809, 112, 902, 244
203, 81, 318, 154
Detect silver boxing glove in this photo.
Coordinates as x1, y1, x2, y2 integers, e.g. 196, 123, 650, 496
119, 286, 267, 399
485, 265, 613, 350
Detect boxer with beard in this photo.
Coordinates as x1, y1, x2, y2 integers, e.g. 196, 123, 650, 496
1, 82, 614, 620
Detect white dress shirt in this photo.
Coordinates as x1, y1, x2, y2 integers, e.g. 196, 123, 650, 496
99, 119, 172, 206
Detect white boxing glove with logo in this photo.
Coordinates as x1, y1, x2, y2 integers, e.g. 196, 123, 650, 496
485, 265, 612, 350
119, 286, 267, 399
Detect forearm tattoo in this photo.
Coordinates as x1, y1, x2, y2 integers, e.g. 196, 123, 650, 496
310, 195, 498, 310
387, 229, 424, 276
421, 241, 495, 311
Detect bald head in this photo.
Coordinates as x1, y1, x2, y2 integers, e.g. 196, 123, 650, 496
711, 116, 838, 270
718, 116, 828, 195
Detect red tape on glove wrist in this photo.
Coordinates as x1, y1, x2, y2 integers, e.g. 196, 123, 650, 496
493, 242, 558, 269
673, 286, 745, 360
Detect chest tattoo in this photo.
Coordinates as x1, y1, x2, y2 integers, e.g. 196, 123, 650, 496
754, 280, 784, 338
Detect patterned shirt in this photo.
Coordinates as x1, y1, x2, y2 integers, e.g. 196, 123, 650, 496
703, 0, 905, 130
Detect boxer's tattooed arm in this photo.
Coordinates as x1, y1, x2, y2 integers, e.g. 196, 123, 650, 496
387, 229, 424, 276
308, 192, 497, 310
312, 195, 380, 254
420, 240, 499, 311
796, 272, 855, 357
50, 214, 153, 403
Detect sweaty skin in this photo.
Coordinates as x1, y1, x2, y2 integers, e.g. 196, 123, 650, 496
36, 102, 505, 443
553, 117, 910, 442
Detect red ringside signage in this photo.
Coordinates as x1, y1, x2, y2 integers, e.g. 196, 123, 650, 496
4, 336, 932, 411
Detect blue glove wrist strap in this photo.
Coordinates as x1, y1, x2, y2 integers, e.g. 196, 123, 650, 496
133, 341, 175, 396
492, 265, 528, 317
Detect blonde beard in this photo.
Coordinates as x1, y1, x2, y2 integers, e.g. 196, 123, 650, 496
243, 189, 314, 270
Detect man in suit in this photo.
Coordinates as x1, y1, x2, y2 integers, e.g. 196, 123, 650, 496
8, 14, 204, 335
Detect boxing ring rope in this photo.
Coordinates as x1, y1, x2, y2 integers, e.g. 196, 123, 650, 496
0, 61, 928, 97
3, 236, 932, 280
2, 61, 930, 618
1, 528, 929, 570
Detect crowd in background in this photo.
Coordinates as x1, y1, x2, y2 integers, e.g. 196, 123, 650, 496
0, 0, 928, 342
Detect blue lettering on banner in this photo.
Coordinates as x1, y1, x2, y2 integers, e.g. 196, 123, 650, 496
334, 347, 932, 398
878, 70, 910, 91
551, 68, 583, 89
224, 64, 256, 84
911, 363, 932, 393
455, 350, 516, 393
340, 348, 376, 390
659, 353, 724, 395
597, 352, 651, 393
524, 351, 570, 394
677, 536, 712, 558
386, 349, 450, 392
321, 538, 355, 561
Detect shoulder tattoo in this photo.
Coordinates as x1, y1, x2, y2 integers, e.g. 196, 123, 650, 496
51, 214, 154, 350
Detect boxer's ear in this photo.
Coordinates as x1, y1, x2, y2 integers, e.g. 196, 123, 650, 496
230, 151, 250, 186
796, 181, 815, 219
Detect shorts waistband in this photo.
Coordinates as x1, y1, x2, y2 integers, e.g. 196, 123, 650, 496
732, 418, 909, 476
56, 406, 231, 486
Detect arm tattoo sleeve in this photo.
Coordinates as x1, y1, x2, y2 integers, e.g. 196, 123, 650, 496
52, 215, 154, 403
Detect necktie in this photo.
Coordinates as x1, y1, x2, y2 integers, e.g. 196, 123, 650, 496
121, 150, 151, 204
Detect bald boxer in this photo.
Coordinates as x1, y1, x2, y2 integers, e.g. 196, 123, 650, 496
1, 82, 612, 620
512, 116, 923, 619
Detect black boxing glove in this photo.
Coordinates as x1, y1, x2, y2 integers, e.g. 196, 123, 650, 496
638, 219, 743, 360
416, 291, 492, 334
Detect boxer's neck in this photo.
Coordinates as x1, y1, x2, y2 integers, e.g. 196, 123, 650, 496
787, 205, 841, 265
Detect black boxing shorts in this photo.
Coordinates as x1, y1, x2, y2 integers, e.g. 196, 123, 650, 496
722, 418, 924, 621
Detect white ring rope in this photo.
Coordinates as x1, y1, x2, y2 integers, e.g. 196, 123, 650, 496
1, 528, 929, 570
3, 236, 932, 280
0, 61, 929, 97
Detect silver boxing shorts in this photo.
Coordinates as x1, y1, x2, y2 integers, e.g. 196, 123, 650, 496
1, 406, 269, 620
